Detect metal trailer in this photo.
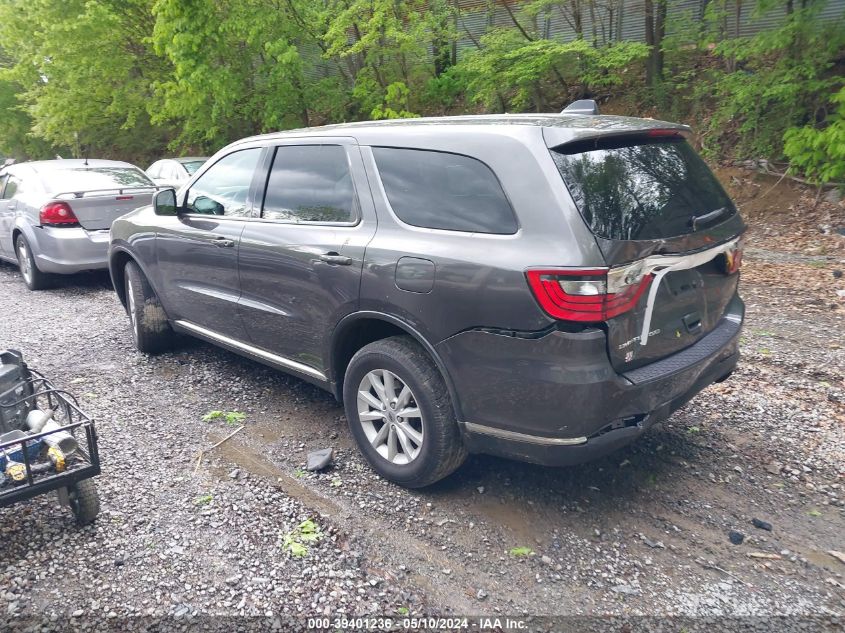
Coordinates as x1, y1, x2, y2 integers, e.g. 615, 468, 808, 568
0, 351, 100, 525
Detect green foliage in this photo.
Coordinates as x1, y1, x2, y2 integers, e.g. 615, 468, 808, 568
688, 3, 845, 161
370, 82, 419, 120
509, 546, 534, 557
0, 0, 170, 161
784, 87, 845, 184
202, 410, 245, 426
0, 0, 839, 181
282, 518, 323, 557
195, 494, 213, 506
457, 29, 648, 111
150, 0, 339, 150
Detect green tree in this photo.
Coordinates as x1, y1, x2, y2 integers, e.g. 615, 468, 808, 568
0, 0, 171, 163
151, 0, 345, 151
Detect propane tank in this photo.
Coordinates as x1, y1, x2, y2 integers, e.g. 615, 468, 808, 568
25, 409, 77, 455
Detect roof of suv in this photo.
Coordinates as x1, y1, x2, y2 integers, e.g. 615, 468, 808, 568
235, 113, 691, 148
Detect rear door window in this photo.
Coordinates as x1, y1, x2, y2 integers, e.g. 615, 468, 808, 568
373, 147, 518, 234
550, 137, 736, 241
261, 145, 356, 224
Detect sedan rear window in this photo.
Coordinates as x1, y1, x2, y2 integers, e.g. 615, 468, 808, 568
373, 147, 518, 234
43, 167, 154, 193
551, 137, 736, 241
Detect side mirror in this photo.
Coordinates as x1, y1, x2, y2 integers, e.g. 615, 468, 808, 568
153, 188, 178, 216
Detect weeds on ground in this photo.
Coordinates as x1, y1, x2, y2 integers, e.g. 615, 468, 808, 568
509, 546, 534, 557
283, 519, 323, 558
202, 410, 246, 426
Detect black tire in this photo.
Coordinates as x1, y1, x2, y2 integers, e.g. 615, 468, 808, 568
124, 260, 173, 353
343, 336, 467, 488
15, 233, 52, 290
68, 479, 100, 526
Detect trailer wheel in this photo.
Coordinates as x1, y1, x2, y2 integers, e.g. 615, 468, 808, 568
68, 480, 99, 526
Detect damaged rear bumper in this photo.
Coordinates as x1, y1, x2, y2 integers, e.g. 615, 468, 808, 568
437, 296, 743, 467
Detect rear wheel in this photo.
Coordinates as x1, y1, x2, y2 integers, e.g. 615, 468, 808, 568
124, 260, 173, 353
343, 336, 467, 488
15, 234, 52, 291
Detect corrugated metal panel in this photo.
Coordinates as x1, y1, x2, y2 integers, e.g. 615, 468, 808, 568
447, 0, 844, 62
471, 0, 835, 51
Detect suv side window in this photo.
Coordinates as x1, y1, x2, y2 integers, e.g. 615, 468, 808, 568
261, 145, 356, 224
186, 148, 261, 217
373, 147, 518, 234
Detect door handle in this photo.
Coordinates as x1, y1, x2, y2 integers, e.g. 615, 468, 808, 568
211, 237, 235, 248
318, 252, 353, 266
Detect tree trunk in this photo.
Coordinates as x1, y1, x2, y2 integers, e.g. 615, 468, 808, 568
644, 0, 665, 86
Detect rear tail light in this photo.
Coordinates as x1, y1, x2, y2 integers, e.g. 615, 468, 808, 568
526, 264, 652, 322
720, 242, 743, 274
39, 202, 79, 227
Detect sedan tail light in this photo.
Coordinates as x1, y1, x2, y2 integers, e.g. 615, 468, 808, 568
526, 264, 653, 322
39, 202, 79, 227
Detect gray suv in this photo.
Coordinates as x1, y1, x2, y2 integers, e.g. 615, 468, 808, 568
108, 107, 745, 488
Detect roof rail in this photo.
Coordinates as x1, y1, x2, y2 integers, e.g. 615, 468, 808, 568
561, 99, 599, 115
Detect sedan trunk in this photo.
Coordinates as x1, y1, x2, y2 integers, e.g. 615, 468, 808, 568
44, 165, 156, 230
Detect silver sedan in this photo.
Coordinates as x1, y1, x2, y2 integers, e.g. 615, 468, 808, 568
0, 159, 156, 290
145, 157, 208, 189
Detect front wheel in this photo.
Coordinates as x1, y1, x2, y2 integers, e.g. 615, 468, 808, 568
15, 234, 52, 290
343, 336, 467, 488
124, 260, 173, 353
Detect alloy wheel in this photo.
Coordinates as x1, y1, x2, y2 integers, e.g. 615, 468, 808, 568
17, 240, 32, 284
356, 369, 424, 465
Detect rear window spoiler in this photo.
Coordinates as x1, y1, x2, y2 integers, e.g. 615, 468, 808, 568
52, 186, 160, 200
543, 122, 691, 151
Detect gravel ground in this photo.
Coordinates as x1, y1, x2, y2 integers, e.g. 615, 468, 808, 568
0, 176, 843, 632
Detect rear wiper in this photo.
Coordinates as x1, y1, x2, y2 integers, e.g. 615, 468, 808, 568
689, 206, 729, 231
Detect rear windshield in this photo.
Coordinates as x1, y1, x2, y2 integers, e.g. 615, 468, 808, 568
551, 137, 736, 241
43, 167, 154, 193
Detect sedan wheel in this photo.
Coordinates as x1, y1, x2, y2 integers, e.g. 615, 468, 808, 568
17, 239, 32, 285
357, 369, 424, 465
14, 234, 51, 290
